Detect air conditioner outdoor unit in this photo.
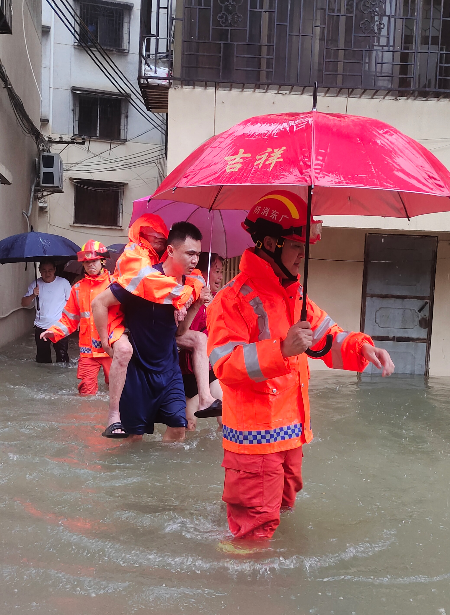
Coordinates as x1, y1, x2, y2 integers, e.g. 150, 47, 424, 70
39, 152, 64, 192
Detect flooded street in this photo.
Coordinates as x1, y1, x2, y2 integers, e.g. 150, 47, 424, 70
1, 333, 450, 615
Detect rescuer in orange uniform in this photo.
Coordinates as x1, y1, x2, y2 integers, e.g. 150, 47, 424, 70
40, 241, 121, 396
206, 191, 395, 541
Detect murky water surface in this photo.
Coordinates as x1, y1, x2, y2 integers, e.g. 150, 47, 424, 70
1, 333, 450, 614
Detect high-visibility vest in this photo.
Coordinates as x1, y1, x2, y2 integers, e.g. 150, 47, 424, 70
48, 270, 116, 357
207, 249, 374, 455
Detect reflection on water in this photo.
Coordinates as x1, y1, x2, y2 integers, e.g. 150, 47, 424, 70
1, 333, 450, 614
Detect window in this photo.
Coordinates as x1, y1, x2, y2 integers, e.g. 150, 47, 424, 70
78, 0, 131, 51
0, 0, 12, 34
178, 0, 450, 95
73, 180, 124, 227
73, 90, 127, 140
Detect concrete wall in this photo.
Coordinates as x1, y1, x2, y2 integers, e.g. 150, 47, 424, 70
39, 0, 165, 247
0, 0, 42, 346
166, 86, 450, 376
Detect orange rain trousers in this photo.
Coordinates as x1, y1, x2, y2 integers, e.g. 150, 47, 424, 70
221, 447, 303, 540
77, 356, 112, 396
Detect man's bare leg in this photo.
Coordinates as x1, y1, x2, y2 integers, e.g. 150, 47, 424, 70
106, 334, 133, 433
162, 426, 186, 442
177, 330, 216, 410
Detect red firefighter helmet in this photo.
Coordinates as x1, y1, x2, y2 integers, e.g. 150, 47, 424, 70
242, 190, 322, 244
77, 240, 110, 262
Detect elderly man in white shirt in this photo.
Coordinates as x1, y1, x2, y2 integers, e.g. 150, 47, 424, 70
22, 260, 72, 363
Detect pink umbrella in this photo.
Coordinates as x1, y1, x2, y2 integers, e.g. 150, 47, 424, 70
131, 197, 253, 259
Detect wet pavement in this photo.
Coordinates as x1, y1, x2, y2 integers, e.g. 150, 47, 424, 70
1, 332, 450, 615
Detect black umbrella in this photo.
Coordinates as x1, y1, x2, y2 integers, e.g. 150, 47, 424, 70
0, 229, 80, 310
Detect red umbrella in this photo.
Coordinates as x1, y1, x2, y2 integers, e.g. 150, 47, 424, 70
153, 113, 450, 218
152, 92, 450, 356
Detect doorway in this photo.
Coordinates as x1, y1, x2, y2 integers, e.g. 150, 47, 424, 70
361, 234, 437, 376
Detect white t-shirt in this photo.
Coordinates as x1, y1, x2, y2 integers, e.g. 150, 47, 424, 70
25, 276, 72, 330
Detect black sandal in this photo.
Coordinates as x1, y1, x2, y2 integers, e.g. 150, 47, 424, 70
102, 422, 129, 438
194, 400, 222, 418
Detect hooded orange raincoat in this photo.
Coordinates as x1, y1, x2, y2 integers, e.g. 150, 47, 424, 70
107, 214, 204, 341
207, 249, 374, 455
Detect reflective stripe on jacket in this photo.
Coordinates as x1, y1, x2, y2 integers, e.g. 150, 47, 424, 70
48, 270, 114, 358
112, 213, 204, 309
206, 249, 374, 455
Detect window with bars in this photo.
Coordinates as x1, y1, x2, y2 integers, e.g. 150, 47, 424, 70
78, 0, 131, 51
0, 0, 12, 34
177, 0, 450, 95
73, 91, 127, 140
73, 180, 123, 227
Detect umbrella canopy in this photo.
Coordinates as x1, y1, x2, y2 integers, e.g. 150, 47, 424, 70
151, 107, 450, 358
152, 111, 450, 219
0, 231, 80, 264
131, 198, 253, 259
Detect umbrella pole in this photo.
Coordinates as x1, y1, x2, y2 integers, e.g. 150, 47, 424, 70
207, 211, 214, 286
300, 186, 312, 322
33, 262, 40, 312
302, 185, 333, 358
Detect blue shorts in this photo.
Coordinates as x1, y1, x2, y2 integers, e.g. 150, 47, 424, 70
119, 358, 187, 435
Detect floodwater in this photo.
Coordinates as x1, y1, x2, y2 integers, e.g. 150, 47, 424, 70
1, 334, 450, 615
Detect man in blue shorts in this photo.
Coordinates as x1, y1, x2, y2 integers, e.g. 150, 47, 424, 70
97, 222, 208, 442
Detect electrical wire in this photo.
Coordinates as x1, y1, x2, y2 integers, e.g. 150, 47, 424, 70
57, 0, 165, 130
64, 126, 160, 168
22, 0, 41, 100
68, 155, 163, 173
0, 60, 47, 150
64, 144, 164, 168
45, 0, 166, 135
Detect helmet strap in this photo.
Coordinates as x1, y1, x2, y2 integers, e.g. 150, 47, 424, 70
256, 237, 298, 282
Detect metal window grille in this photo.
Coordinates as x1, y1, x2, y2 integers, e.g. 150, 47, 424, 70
73, 92, 127, 140
78, 0, 130, 51
165, 0, 450, 96
0, 0, 12, 34
74, 180, 123, 226
140, 0, 175, 80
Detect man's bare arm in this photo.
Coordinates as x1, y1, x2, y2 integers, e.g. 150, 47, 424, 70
91, 289, 120, 358
176, 287, 212, 337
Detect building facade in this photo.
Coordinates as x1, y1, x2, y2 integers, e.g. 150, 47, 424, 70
141, 0, 450, 377
39, 0, 166, 249
0, 0, 43, 346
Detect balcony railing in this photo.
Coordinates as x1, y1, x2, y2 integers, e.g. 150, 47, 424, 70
138, 0, 175, 112
0, 0, 12, 34
139, 0, 449, 99
177, 0, 450, 97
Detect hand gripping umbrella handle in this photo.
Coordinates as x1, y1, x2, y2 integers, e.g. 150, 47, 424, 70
305, 334, 333, 358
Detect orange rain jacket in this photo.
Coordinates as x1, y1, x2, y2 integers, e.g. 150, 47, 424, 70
48, 269, 116, 357
107, 214, 205, 341
207, 249, 374, 455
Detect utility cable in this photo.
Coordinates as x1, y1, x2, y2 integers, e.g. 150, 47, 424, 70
45, 0, 166, 135
57, 0, 165, 130
58, 0, 166, 132
65, 148, 164, 170
63, 126, 161, 168
0, 60, 47, 150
